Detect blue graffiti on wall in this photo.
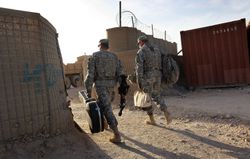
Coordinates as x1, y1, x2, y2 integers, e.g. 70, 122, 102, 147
23, 63, 63, 93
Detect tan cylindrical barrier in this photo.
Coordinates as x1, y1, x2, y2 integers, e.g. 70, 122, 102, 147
0, 8, 73, 142
107, 27, 141, 52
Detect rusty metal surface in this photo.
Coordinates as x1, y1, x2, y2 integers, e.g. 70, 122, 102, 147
181, 19, 250, 87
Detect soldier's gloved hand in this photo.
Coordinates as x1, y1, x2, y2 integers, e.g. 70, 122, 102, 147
142, 87, 150, 93
138, 83, 145, 92
140, 80, 147, 89
138, 78, 144, 90
87, 90, 92, 98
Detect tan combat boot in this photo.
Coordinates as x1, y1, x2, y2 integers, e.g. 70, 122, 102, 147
163, 108, 172, 125
145, 114, 156, 125
109, 127, 122, 143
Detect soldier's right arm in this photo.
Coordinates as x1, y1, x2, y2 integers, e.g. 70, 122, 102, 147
84, 56, 95, 97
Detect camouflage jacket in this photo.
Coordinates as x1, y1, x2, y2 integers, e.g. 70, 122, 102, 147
135, 44, 162, 84
85, 50, 124, 91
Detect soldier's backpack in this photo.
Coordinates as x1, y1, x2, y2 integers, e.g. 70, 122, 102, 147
79, 90, 104, 133
161, 54, 180, 85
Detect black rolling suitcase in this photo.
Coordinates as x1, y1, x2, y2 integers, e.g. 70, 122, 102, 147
79, 90, 104, 133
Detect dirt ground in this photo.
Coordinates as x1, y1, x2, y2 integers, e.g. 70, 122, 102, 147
69, 85, 250, 159
1, 85, 250, 159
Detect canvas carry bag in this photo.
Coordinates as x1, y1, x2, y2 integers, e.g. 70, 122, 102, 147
134, 90, 152, 108
85, 100, 104, 133
78, 90, 104, 133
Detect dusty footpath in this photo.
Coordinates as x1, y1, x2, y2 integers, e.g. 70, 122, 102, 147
69, 85, 250, 159
1, 86, 250, 159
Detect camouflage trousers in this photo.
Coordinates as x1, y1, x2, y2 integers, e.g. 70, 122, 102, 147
95, 86, 118, 130
140, 71, 167, 115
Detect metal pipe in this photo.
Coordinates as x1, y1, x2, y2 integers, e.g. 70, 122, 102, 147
164, 30, 166, 40
119, 1, 122, 27
151, 24, 154, 37
131, 16, 134, 28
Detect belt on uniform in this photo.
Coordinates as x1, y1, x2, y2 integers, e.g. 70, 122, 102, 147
146, 68, 161, 71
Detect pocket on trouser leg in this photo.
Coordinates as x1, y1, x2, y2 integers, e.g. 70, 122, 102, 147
104, 108, 118, 129
141, 106, 154, 115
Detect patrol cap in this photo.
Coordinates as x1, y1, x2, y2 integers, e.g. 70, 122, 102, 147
98, 39, 109, 47
137, 35, 148, 42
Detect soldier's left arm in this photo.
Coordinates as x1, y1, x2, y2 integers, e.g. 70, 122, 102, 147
84, 56, 95, 97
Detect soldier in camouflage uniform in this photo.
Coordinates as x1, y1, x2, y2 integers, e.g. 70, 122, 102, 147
85, 39, 124, 143
135, 35, 172, 125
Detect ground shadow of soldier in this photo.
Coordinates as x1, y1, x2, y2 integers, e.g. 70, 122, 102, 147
118, 132, 198, 159
154, 125, 250, 159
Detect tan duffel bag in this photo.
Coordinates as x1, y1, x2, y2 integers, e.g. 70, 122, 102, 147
134, 90, 152, 108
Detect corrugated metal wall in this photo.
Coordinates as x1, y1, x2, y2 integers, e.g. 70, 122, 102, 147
181, 19, 250, 87
0, 8, 73, 142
